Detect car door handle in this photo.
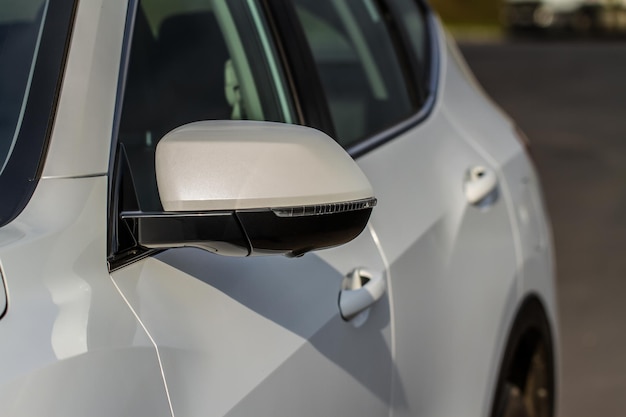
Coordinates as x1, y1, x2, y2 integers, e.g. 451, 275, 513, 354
339, 268, 386, 322
465, 166, 499, 206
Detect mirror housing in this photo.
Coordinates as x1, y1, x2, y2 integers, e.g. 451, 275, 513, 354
122, 121, 376, 257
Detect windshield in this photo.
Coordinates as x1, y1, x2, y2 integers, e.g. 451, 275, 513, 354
0, 0, 75, 228
0, 0, 48, 175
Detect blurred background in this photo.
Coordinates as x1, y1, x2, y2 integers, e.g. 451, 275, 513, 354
430, 1, 626, 416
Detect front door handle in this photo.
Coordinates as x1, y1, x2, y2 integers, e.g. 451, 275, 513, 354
465, 166, 499, 206
339, 268, 386, 322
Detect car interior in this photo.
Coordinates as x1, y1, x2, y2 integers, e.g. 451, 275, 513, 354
119, 3, 236, 211
118, 0, 415, 211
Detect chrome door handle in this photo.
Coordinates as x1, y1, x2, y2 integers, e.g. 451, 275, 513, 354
339, 268, 386, 322
465, 166, 499, 206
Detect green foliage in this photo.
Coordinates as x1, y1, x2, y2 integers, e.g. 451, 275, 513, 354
429, 0, 501, 25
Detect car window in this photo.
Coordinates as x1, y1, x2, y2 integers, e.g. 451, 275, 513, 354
0, 0, 47, 175
292, 0, 415, 148
0, 0, 76, 228
387, 0, 429, 91
117, 0, 294, 211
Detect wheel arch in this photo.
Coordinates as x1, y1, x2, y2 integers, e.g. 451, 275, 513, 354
490, 293, 556, 417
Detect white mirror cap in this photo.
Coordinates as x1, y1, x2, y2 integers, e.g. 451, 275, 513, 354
155, 121, 375, 212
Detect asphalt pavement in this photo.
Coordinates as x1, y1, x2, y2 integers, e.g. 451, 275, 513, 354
460, 39, 626, 417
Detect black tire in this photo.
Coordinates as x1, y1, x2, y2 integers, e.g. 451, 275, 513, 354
490, 296, 556, 417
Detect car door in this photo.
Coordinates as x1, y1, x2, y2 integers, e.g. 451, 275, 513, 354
355, 5, 522, 417
108, 1, 393, 416
284, 1, 521, 416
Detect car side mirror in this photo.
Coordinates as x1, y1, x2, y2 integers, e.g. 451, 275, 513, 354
120, 121, 376, 257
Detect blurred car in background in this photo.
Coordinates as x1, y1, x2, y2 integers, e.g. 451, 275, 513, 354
0, 0, 557, 416
502, 0, 626, 33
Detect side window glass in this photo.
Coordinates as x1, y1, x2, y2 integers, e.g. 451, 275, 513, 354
117, 0, 294, 211
388, 0, 429, 89
293, 0, 415, 148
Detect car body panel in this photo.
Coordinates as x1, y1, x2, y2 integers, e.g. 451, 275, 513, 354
0, 177, 171, 416
111, 228, 392, 416
443, 20, 558, 343
442, 18, 559, 412
0, 1, 558, 416
42, 0, 127, 179
353, 23, 522, 416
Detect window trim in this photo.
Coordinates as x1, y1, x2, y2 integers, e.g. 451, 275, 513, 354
383, 0, 429, 105
107, 0, 133, 261
267, 0, 440, 159
347, 4, 440, 159
108, 0, 137, 202
107, 0, 159, 268
261, 0, 337, 139
0, 0, 79, 227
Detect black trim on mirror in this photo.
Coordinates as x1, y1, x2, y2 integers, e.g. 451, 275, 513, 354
107, 143, 161, 271
119, 204, 374, 259
238, 207, 373, 258
107, 0, 141, 271
121, 211, 251, 257
109, 144, 140, 256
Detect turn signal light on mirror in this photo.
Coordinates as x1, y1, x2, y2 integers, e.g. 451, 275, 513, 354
271, 198, 378, 218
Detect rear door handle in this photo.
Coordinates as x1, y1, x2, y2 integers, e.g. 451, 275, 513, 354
339, 268, 386, 322
465, 166, 498, 206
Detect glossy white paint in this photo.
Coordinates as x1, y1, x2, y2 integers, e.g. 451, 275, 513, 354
0, 3, 557, 417
112, 229, 392, 417
443, 27, 558, 332
42, 0, 127, 178
0, 177, 170, 416
155, 121, 374, 211
0, 7, 172, 414
351, 20, 555, 417
446, 18, 558, 413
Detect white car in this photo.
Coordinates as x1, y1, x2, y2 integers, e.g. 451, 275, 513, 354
0, 1, 557, 417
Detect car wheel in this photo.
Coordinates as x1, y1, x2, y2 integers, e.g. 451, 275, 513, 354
491, 297, 555, 417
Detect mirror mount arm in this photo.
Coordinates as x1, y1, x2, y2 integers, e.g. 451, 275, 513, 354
108, 144, 149, 269
119, 199, 376, 258
119, 211, 252, 257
